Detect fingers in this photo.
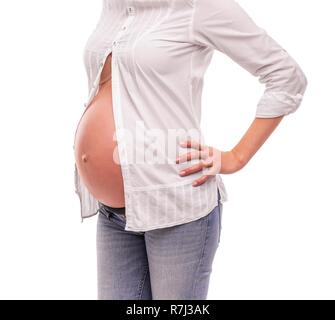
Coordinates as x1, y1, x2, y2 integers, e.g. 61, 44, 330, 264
179, 139, 204, 151
176, 150, 211, 164
192, 174, 210, 186
177, 139, 218, 187
192, 165, 217, 187
179, 158, 213, 177
176, 140, 214, 164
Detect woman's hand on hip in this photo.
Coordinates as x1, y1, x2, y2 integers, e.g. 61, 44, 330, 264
175, 139, 244, 187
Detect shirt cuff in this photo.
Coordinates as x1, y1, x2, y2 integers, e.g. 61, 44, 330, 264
255, 91, 304, 118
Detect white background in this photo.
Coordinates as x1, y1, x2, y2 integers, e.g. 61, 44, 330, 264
0, 0, 334, 299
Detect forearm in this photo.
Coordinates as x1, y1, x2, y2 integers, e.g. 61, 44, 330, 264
230, 115, 285, 168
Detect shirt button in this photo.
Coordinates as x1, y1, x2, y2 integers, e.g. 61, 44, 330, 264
121, 26, 126, 30
127, 6, 135, 15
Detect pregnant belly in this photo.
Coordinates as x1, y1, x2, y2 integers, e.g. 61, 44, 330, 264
74, 54, 125, 207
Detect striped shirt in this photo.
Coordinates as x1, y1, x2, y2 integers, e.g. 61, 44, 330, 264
73, 0, 307, 232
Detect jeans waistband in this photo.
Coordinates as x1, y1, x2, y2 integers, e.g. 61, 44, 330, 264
98, 201, 126, 218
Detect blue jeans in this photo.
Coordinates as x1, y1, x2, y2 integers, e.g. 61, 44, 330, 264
96, 189, 222, 300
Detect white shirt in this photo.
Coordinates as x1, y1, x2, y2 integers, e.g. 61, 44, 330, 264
73, 0, 307, 232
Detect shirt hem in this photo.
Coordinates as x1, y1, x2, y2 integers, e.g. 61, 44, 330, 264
123, 196, 220, 232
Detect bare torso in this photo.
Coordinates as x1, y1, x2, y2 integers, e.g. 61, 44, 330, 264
74, 53, 125, 207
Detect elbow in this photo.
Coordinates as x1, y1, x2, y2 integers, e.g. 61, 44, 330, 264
255, 64, 308, 118
296, 65, 308, 96
288, 64, 308, 114
301, 72, 308, 95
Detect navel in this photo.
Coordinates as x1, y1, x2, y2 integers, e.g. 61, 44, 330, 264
81, 153, 88, 163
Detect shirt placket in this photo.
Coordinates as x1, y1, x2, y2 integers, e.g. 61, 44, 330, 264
84, 5, 136, 109
86, 4, 137, 225
76, 5, 136, 154
112, 5, 137, 227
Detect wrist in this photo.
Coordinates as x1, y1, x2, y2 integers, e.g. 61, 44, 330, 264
219, 149, 246, 174
230, 148, 247, 170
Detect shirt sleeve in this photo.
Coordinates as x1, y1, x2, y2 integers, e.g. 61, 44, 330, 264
191, 0, 308, 118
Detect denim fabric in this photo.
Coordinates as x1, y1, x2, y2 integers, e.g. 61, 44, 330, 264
96, 189, 222, 300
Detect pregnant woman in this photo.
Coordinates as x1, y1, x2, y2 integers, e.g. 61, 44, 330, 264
73, 0, 307, 300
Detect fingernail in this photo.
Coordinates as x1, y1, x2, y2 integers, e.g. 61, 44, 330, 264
179, 170, 186, 175
192, 181, 198, 186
